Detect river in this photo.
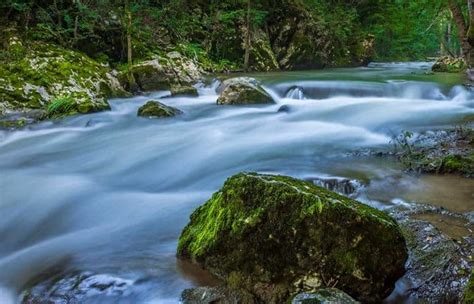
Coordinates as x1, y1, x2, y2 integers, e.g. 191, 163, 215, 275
0, 62, 473, 303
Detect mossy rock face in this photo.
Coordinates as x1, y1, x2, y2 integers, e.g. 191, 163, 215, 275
216, 77, 274, 105
292, 289, 359, 304
137, 100, 182, 118
170, 84, 198, 97
432, 56, 467, 73
0, 42, 120, 122
129, 52, 204, 92
177, 172, 407, 303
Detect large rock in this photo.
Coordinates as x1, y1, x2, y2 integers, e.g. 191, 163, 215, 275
0, 41, 125, 121
177, 172, 407, 303
137, 100, 182, 118
216, 77, 274, 105
129, 51, 203, 92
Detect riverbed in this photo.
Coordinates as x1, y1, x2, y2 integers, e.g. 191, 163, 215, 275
0, 62, 473, 303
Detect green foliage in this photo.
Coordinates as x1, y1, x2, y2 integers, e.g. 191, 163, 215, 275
47, 96, 75, 117
1, 0, 472, 66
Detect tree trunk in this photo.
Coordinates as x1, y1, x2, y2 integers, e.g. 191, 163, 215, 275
468, 0, 474, 66
448, 0, 471, 62
243, 0, 251, 72
125, 0, 136, 90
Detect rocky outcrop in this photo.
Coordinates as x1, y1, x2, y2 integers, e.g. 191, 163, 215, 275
137, 100, 182, 118
177, 172, 408, 303
128, 51, 204, 92
388, 204, 474, 303
216, 77, 274, 105
432, 56, 467, 73
247, 29, 280, 71
0, 41, 126, 124
392, 129, 474, 177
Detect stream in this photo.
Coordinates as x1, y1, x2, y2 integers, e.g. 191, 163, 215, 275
0, 62, 473, 303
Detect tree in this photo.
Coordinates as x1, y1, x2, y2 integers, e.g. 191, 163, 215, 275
448, 0, 473, 66
124, 0, 136, 91
243, 0, 251, 72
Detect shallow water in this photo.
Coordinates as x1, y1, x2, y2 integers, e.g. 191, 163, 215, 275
0, 62, 473, 303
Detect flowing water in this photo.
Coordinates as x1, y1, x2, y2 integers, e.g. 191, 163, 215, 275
0, 62, 473, 303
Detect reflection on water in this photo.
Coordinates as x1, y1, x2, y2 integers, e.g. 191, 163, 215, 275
405, 175, 474, 213
0, 62, 473, 303
413, 213, 473, 239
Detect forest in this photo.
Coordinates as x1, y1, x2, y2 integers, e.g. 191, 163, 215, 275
0, 1, 473, 304
2, 0, 473, 69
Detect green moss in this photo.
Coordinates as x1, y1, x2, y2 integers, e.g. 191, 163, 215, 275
178, 172, 407, 303
465, 269, 474, 304
137, 100, 182, 118
170, 85, 198, 97
440, 154, 474, 176
0, 42, 113, 120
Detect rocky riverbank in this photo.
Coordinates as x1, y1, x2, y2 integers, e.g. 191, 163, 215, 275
391, 127, 474, 177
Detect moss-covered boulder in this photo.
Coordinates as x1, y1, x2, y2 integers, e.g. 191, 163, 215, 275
177, 172, 407, 303
170, 84, 198, 97
432, 56, 467, 73
216, 77, 274, 105
0, 42, 124, 120
137, 100, 182, 118
292, 289, 359, 304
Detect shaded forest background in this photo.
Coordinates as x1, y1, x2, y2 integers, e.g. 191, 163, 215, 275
0, 0, 473, 70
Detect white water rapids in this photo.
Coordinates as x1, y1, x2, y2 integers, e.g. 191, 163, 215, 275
0, 62, 473, 303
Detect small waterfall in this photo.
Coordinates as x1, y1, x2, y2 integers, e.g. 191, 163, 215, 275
285, 86, 305, 100
312, 177, 364, 197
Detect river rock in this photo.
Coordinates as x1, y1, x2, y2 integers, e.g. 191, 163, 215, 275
0, 42, 121, 121
177, 172, 407, 303
171, 84, 198, 97
216, 77, 274, 105
137, 100, 182, 118
292, 289, 359, 304
22, 271, 135, 304
129, 52, 203, 92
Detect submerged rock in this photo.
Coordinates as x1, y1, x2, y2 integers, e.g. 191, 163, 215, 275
292, 289, 359, 304
177, 172, 407, 303
22, 271, 135, 304
137, 100, 182, 118
216, 77, 274, 105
